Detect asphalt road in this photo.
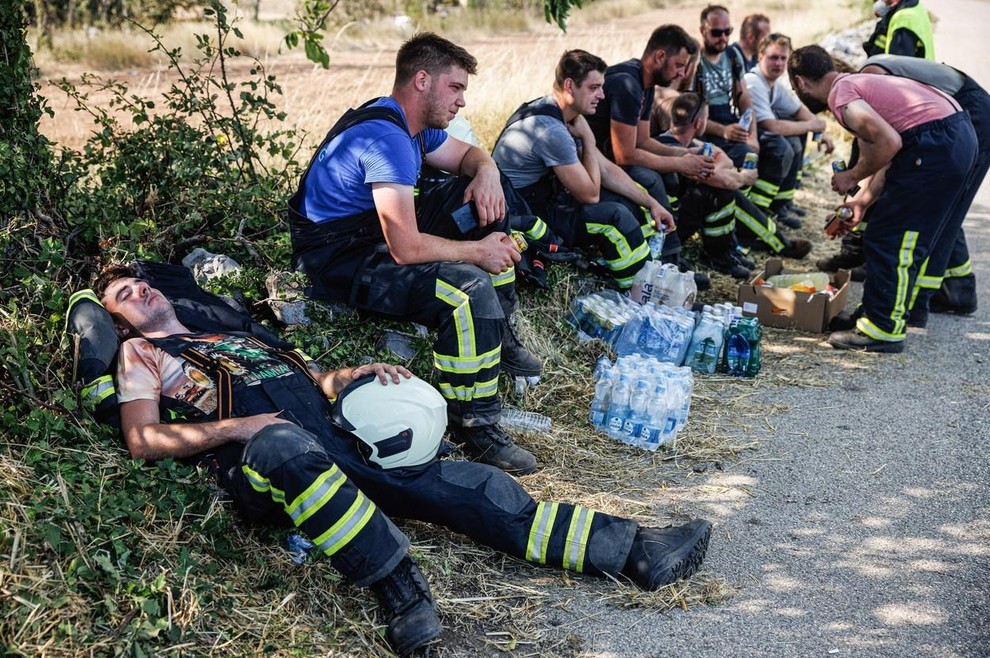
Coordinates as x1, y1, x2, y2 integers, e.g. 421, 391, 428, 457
550, 1, 990, 656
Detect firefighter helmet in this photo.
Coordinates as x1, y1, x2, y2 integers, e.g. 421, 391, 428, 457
331, 374, 446, 469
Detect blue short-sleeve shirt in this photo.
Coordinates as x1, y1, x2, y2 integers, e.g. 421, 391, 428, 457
300, 97, 448, 223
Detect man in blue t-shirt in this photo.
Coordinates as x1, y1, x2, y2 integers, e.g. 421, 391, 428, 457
288, 33, 541, 475
493, 50, 675, 289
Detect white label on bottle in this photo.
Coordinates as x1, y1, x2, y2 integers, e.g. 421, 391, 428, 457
743, 301, 758, 314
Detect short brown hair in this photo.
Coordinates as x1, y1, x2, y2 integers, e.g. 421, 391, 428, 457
758, 33, 792, 55
554, 50, 607, 90
700, 4, 729, 24
787, 44, 835, 82
93, 263, 138, 302
670, 92, 707, 129
394, 32, 478, 87
740, 13, 770, 40
644, 24, 698, 59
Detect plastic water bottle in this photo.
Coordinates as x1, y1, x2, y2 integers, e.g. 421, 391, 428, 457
687, 311, 724, 374
738, 107, 754, 132
593, 355, 613, 380
623, 380, 651, 446
740, 316, 763, 377
605, 375, 632, 441
500, 408, 552, 434
589, 370, 613, 428
673, 367, 694, 431
641, 382, 671, 450
630, 260, 659, 305
647, 231, 665, 260
724, 329, 751, 376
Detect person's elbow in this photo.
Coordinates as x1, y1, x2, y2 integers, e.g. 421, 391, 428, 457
571, 187, 600, 204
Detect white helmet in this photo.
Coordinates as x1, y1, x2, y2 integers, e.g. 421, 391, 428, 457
331, 374, 447, 469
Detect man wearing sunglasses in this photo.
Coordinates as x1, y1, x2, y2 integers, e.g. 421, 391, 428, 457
694, 5, 760, 169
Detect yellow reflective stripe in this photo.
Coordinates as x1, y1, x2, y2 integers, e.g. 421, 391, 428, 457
734, 206, 783, 251
527, 502, 559, 564
944, 260, 973, 278
856, 316, 905, 342
435, 280, 475, 358
876, 34, 889, 49
490, 268, 515, 287
294, 349, 314, 363
81, 375, 115, 403
66, 289, 104, 333
892, 231, 919, 336
434, 345, 500, 374
753, 179, 778, 195
525, 219, 549, 241
562, 507, 595, 572
915, 275, 942, 289
286, 464, 347, 525
438, 376, 500, 401
242, 465, 288, 505
709, 200, 736, 221
314, 493, 377, 557
586, 223, 651, 271
775, 188, 795, 201
614, 273, 637, 289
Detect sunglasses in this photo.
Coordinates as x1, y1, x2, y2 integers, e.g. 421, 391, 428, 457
689, 94, 707, 124
708, 27, 733, 37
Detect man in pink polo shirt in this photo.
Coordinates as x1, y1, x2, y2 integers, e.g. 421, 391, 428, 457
787, 45, 977, 353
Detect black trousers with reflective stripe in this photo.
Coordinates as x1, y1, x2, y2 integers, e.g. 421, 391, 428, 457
927, 80, 990, 288
859, 113, 977, 339
292, 176, 520, 427
226, 422, 637, 586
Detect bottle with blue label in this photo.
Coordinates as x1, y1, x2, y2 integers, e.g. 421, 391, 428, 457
722, 316, 762, 377
640, 381, 671, 450
605, 374, 631, 441
623, 380, 651, 446
589, 370, 613, 428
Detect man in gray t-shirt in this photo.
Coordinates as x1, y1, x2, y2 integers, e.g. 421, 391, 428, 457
493, 50, 674, 289
743, 33, 834, 226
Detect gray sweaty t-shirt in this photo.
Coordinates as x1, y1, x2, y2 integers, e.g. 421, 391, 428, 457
492, 96, 579, 190
744, 67, 803, 123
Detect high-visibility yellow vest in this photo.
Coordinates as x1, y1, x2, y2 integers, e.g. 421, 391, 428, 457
877, 2, 935, 60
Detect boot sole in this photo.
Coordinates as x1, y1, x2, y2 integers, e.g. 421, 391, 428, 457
668, 521, 712, 584
827, 336, 905, 353
650, 520, 713, 588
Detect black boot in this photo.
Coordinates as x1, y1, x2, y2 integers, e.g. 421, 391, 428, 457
930, 274, 978, 314
500, 316, 542, 379
369, 556, 442, 657
451, 424, 538, 475
621, 520, 713, 590
816, 231, 865, 272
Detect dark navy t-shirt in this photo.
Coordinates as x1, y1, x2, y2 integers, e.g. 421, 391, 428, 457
588, 59, 653, 161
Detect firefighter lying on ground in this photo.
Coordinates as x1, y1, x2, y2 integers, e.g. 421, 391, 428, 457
83, 263, 713, 657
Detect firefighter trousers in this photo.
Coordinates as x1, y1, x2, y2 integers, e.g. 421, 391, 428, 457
914, 79, 990, 308
857, 112, 977, 341
291, 176, 525, 427
227, 422, 638, 587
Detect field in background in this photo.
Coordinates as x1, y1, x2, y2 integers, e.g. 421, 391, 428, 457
36, 0, 871, 152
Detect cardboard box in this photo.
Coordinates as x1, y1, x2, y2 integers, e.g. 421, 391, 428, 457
736, 258, 850, 332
